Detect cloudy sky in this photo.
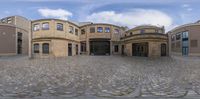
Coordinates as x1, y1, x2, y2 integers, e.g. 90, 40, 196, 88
0, 0, 200, 31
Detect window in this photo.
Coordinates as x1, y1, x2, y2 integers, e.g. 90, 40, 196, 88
182, 41, 188, 47
7, 17, 12, 20
114, 29, 120, 34
191, 40, 198, 47
171, 35, 175, 41
182, 31, 189, 39
8, 21, 12, 23
141, 29, 145, 34
81, 29, 85, 34
176, 33, 181, 40
75, 29, 79, 36
42, 43, 49, 54
1, 19, 6, 23
42, 23, 49, 30
69, 26, 74, 33
90, 27, 95, 33
114, 45, 119, 52
7, 20, 12, 24
7, 17, 12, 24
33, 44, 39, 53
130, 32, 133, 35
105, 27, 110, 33
97, 27, 103, 33
57, 23, 63, 31
33, 24, 40, 31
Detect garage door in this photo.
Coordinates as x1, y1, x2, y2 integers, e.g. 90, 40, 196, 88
90, 41, 110, 55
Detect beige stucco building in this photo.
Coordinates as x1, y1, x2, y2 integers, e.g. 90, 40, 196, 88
80, 23, 124, 55
0, 16, 30, 56
168, 21, 200, 56
31, 19, 124, 57
31, 19, 80, 57
30, 19, 170, 58
121, 25, 168, 57
2, 16, 199, 58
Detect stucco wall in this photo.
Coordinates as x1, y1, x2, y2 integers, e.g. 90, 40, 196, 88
0, 25, 16, 55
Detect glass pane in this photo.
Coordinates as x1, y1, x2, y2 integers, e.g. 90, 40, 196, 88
57, 23, 63, 31
97, 27, 103, 32
42, 23, 49, 30
34, 24, 40, 31
105, 27, 110, 33
43, 44, 49, 54
182, 41, 188, 47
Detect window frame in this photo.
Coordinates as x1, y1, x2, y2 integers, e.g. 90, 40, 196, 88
105, 27, 110, 33
171, 35, 175, 41
57, 23, 64, 31
33, 24, 40, 31
90, 27, 95, 33
182, 40, 189, 47
75, 28, 79, 36
42, 22, 49, 30
42, 43, 49, 54
69, 26, 74, 34
33, 43, 40, 53
176, 33, 181, 40
97, 27, 103, 33
81, 29, 85, 35
7, 17, 12, 23
1, 18, 6, 23
182, 31, 189, 39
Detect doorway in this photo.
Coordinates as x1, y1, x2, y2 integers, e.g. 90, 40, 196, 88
132, 43, 148, 57
161, 43, 167, 56
122, 45, 124, 55
17, 32, 22, 54
90, 39, 110, 55
76, 44, 78, 55
68, 43, 72, 56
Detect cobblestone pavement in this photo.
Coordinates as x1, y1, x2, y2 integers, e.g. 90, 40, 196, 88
0, 55, 200, 99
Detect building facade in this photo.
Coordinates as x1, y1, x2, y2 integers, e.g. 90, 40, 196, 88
168, 21, 200, 56
30, 19, 170, 58
31, 19, 80, 57
80, 23, 124, 55
121, 25, 168, 57
0, 16, 30, 56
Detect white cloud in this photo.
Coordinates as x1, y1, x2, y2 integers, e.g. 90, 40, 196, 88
182, 4, 193, 11
38, 8, 72, 20
182, 4, 190, 8
86, 9, 173, 29
187, 8, 193, 11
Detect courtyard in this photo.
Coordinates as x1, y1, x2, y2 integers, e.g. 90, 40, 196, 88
0, 55, 200, 99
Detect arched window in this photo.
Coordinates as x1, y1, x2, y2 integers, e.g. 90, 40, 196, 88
33, 43, 39, 53
42, 43, 49, 54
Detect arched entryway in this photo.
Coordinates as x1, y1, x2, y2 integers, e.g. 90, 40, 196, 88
132, 42, 148, 57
